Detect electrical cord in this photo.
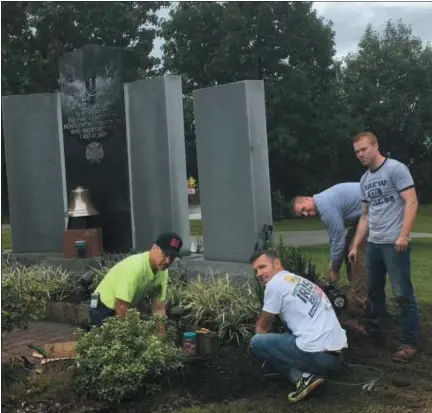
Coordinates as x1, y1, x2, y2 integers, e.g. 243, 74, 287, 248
262, 362, 384, 392
326, 363, 384, 391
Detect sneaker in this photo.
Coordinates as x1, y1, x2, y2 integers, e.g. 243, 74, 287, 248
392, 345, 417, 362
288, 374, 325, 402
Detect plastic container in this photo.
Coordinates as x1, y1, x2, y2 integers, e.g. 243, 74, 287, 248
197, 331, 219, 357
183, 332, 197, 356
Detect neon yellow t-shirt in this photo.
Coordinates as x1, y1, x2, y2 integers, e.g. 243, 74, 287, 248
95, 252, 168, 310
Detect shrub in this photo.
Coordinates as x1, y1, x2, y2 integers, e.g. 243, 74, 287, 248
180, 274, 261, 346
273, 234, 317, 282
74, 309, 183, 403
1, 260, 77, 332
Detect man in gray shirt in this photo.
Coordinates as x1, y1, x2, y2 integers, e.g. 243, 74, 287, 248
348, 132, 419, 362
290, 183, 367, 315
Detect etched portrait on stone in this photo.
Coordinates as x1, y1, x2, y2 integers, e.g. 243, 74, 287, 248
58, 45, 139, 252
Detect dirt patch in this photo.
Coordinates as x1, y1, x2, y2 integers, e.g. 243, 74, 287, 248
3, 309, 432, 413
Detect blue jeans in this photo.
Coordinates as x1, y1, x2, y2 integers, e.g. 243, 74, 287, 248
89, 305, 115, 327
250, 333, 341, 385
365, 242, 419, 347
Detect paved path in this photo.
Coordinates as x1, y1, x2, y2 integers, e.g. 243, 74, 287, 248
2, 321, 77, 362
275, 230, 432, 246
190, 229, 432, 247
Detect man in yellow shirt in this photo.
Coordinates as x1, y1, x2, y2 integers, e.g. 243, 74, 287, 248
89, 232, 183, 335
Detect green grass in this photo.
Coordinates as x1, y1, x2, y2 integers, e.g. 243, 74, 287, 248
299, 238, 432, 305
2, 227, 11, 250
414, 204, 432, 233
190, 204, 432, 235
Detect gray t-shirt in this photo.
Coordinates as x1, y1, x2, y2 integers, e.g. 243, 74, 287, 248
313, 183, 362, 271
360, 158, 414, 244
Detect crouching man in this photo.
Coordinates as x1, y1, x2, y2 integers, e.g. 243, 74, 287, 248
249, 250, 347, 403
89, 232, 183, 338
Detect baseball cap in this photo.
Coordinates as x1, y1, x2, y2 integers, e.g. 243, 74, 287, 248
155, 232, 183, 258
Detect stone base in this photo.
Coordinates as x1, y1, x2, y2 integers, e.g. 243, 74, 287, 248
45, 301, 89, 327
2, 251, 255, 283
2, 251, 101, 271
177, 254, 254, 284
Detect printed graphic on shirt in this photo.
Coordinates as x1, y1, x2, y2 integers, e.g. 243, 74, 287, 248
364, 179, 395, 207
284, 274, 298, 283
292, 279, 325, 318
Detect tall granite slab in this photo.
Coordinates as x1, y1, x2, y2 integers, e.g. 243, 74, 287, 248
59, 45, 139, 253
124, 76, 191, 254
2, 93, 66, 253
193, 80, 273, 263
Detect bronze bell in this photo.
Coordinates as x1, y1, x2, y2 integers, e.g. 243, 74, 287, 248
67, 186, 99, 217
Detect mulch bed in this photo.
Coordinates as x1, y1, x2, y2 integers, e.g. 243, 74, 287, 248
3, 310, 432, 413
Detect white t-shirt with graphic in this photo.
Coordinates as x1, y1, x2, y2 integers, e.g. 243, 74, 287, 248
263, 271, 347, 352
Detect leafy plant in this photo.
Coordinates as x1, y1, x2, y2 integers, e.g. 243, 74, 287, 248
1, 259, 77, 332
74, 309, 183, 402
166, 267, 188, 309
180, 273, 261, 346
273, 233, 317, 282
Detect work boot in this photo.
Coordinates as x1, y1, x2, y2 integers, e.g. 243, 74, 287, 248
288, 374, 325, 402
392, 345, 417, 363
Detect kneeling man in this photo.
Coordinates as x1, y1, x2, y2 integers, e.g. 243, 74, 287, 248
89, 232, 182, 338
249, 250, 347, 402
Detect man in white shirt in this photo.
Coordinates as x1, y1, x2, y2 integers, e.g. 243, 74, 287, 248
250, 250, 348, 403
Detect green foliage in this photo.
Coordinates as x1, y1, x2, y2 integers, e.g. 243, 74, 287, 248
166, 267, 189, 309
1, 1, 167, 96
161, 1, 347, 197
180, 274, 261, 346
1, 360, 28, 392
74, 309, 183, 403
273, 234, 317, 283
342, 20, 432, 202
1, 260, 77, 333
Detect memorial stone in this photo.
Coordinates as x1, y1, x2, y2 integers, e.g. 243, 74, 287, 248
2, 93, 66, 253
124, 76, 191, 254
193, 80, 273, 263
59, 45, 139, 253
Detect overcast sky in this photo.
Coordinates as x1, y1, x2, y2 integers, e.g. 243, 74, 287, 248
152, 1, 432, 59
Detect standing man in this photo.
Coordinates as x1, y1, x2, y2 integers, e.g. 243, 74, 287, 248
348, 132, 419, 362
290, 183, 367, 315
250, 250, 347, 403
89, 232, 183, 337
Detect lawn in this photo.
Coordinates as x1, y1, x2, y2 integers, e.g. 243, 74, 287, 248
190, 204, 432, 235
2, 226, 12, 250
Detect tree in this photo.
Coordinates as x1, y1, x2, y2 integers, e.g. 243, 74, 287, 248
1, 2, 168, 218
342, 20, 432, 201
1, 1, 167, 95
161, 2, 350, 202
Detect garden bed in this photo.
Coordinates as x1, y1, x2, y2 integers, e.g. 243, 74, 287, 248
3, 322, 432, 413
3, 240, 432, 413
2, 343, 283, 413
